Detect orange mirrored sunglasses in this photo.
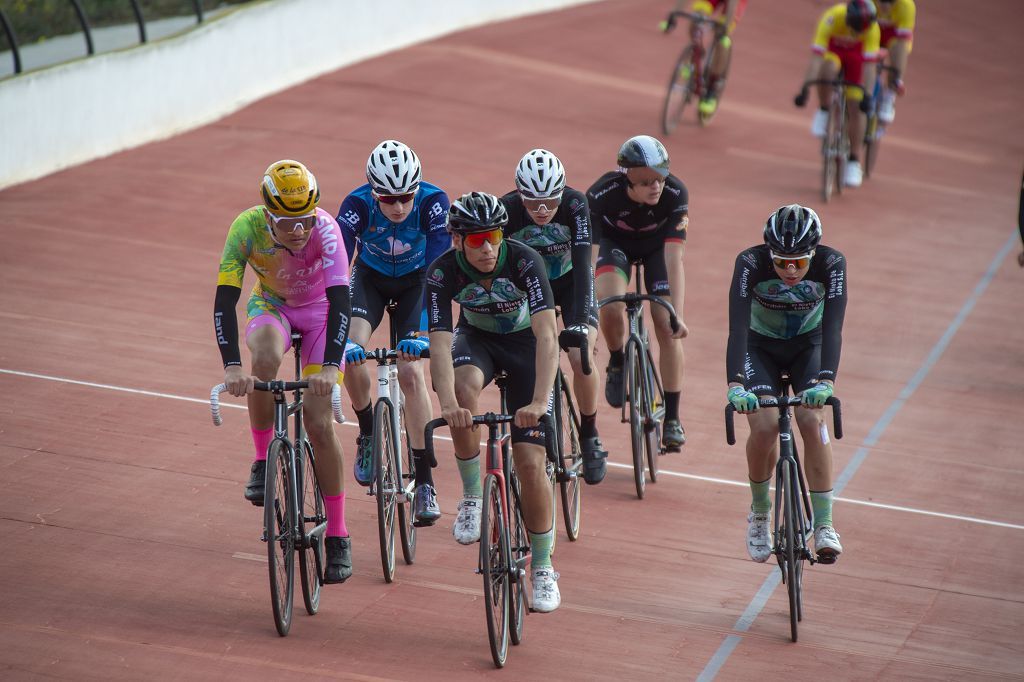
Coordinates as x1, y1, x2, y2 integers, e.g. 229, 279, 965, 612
463, 229, 503, 249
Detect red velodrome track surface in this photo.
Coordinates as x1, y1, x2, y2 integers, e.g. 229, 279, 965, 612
2, 1, 1023, 679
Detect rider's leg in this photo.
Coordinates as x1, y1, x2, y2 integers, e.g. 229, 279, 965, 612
398, 359, 434, 479
568, 325, 601, 422
344, 318, 374, 431
596, 241, 629, 407
452, 364, 485, 494
512, 441, 555, 563
795, 407, 835, 527
745, 406, 780, 562
246, 323, 286, 434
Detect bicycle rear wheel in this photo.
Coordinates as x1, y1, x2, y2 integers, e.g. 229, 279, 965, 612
661, 45, 697, 135
864, 112, 881, 178
626, 342, 646, 499
397, 405, 417, 565
480, 473, 510, 668
265, 439, 295, 637
555, 379, 582, 541
508, 468, 527, 644
373, 401, 399, 583
780, 458, 800, 642
297, 439, 324, 616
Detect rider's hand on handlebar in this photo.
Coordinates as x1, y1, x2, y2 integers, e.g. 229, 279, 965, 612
670, 316, 689, 339
224, 365, 254, 397
801, 382, 834, 409
308, 364, 339, 397
344, 341, 366, 366
441, 404, 474, 430
396, 335, 429, 361
659, 15, 675, 32
558, 324, 589, 351
728, 385, 759, 414
794, 87, 809, 108
515, 401, 548, 429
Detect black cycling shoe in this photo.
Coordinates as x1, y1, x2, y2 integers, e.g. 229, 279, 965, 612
244, 460, 266, 506
604, 364, 624, 408
662, 419, 686, 452
324, 536, 353, 584
581, 436, 608, 485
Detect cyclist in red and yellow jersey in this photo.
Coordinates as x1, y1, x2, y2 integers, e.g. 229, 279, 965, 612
794, 0, 879, 188
666, 0, 748, 118
876, 0, 916, 123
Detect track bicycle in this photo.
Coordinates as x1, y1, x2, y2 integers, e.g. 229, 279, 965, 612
864, 52, 901, 178
358, 302, 429, 583
210, 332, 344, 637
598, 260, 681, 499
660, 9, 731, 133
425, 411, 553, 668
724, 377, 843, 642
802, 76, 866, 203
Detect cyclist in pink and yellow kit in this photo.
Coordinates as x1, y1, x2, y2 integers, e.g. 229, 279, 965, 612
214, 160, 355, 584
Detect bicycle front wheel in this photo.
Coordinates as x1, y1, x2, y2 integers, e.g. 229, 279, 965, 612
373, 401, 399, 583
641, 350, 661, 483
626, 342, 646, 499
480, 474, 510, 668
297, 439, 324, 616
864, 113, 881, 178
780, 458, 800, 642
822, 99, 841, 202
662, 45, 697, 135
555, 380, 582, 541
265, 439, 295, 637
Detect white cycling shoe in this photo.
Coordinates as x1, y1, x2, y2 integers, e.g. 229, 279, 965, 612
452, 495, 482, 545
531, 567, 561, 613
746, 511, 773, 563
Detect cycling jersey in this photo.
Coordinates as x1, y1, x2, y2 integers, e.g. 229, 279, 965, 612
692, 0, 748, 26
586, 171, 688, 246
500, 187, 594, 327
426, 240, 554, 335
214, 206, 351, 368
726, 244, 847, 385
812, 4, 881, 61
878, 0, 915, 46
336, 182, 450, 278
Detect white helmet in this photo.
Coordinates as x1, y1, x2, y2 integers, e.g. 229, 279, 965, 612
515, 149, 566, 199
366, 140, 421, 195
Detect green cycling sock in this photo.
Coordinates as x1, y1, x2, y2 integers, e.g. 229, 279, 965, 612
529, 528, 554, 569
456, 454, 482, 497
750, 478, 771, 514
810, 490, 834, 529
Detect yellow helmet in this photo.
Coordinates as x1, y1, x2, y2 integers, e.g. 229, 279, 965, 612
261, 160, 320, 217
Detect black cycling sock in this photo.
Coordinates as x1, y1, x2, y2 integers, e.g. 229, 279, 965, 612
580, 412, 598, 439
819, 106, 828, 112
664, 391, 681, 422
355, 403, 373, 436
848, 154, 859, 162
609, 349, 624, 368
412, 448, 433, 486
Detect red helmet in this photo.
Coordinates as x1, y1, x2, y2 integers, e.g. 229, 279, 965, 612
845, 0, 877, 33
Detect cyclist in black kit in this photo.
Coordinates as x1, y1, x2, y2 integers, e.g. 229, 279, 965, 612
500, 149, 608, 485
725, 204, 847, 564
425, 192, 562, 613
588, 134, 690, 451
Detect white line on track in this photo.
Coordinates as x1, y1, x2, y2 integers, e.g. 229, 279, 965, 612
3, 367, 1020, 531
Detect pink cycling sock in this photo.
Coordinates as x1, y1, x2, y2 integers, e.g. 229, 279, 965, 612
251, 427, 273, 462
324, 493, 348, 537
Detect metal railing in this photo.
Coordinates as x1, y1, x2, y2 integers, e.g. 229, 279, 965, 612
1, 1, 239, 77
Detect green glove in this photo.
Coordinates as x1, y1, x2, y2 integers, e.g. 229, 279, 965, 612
728, 386, 759, 413
802, 382, 834, 408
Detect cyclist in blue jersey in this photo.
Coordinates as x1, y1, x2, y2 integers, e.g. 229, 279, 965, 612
336, 140, 451, 526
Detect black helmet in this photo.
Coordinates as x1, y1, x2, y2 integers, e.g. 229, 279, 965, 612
845, 0, 877, 33
449, 192, 508, 233
763, 204, 822, 255
617, 135, 670, 177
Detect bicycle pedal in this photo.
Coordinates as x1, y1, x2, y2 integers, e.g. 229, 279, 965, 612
412, 519, 436, 528
815, 551, 838, 565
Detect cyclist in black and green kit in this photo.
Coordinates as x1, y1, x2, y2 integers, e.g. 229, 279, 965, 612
425, 192, 563, 613
500, 149, 608, 485
726, 204, 848, 565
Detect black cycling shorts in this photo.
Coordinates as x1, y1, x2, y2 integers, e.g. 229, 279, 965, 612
744, 331, 822, 397
350, 261, 425, 340
452, 326, 547, 447
596, 237, 670, 296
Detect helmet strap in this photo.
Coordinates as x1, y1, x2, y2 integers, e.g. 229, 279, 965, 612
455, 240, 507, 283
